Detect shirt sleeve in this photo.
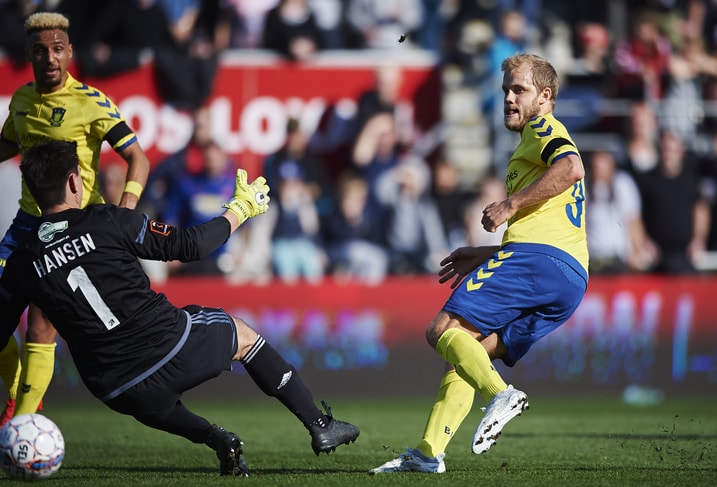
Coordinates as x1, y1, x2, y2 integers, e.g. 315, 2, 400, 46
115, 208, 231, 262
83, 87, 136, 150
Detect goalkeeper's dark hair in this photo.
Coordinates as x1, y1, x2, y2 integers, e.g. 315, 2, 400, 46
21, 140, 80, 211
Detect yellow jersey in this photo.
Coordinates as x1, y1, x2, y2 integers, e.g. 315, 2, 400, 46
502, 113, 589, 272
1, 72, 136, 216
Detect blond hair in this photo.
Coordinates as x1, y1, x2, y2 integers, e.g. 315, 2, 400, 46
24, 12, 70, 34
501, 53, 559, 108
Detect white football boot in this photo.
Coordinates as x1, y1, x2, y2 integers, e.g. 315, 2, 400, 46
472, 385, 529, 454
369, 448, 446, 474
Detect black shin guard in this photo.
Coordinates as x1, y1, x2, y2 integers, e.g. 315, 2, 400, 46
240, 336, 326, 429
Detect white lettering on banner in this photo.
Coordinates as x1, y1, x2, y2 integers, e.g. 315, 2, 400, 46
112, 95, 340, 158
240, 96, 286, 153
116, 97, 193, 155
118, 96, 159, 151
213, 97, 243, 152
526, 291, 663, 384
157, 105, 193, 153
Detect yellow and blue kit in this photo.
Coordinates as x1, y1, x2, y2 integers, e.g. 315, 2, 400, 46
443, 114, 588, 366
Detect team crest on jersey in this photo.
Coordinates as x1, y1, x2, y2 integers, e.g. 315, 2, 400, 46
49, 107, 66, 127
149, 220, 171, 236
38, 221, 69, 242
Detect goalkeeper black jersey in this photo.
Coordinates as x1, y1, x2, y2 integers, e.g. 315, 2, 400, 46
0, 204, 231, 400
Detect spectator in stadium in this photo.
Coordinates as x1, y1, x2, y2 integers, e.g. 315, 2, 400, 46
308, 64, 413, 165
264, 170, 326, 284
0, 139, 360, 476
345, 0, 424, 50
355, 64, 413, 147
375, 154, 449, 274
0, 12, 151, 426
697, 122, 717, 253
141, 106, 214, 221
0, 0, 38, 67
153, 0, 231, 110
322, 170, 389, 284
559, 21, 616, 133
371, 53, 588, 474
613, 8, 673, 101
463, 174, 507, 248
263, 118, 328, 284
263, 117, 332, 217
635, 129, 710, 274
431, 159, 473, 250
624, 101, 660, 175
585, 149, 656, 274
163, 140, 240, 276
260, 0, 324, 61
307, 0, 351, 49
223, 0, 278, 48
75, 0, 173, 79
351, 112, 402, 195
661, 35, 717, 145
481, 8, 530, 174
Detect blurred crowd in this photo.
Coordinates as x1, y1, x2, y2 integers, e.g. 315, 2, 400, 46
3, 0, 717, 282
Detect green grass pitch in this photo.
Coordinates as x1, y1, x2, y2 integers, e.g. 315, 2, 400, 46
4, 395, 716, 486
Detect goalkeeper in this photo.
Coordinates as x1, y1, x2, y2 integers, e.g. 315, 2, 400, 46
0, 140, 359, 476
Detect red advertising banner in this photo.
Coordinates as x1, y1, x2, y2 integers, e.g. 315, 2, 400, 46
0, 52, 441, 176
142, 274, 717, 394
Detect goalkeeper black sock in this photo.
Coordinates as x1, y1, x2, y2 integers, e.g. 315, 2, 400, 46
134, 400, 213, 444
240, 336, 326, 429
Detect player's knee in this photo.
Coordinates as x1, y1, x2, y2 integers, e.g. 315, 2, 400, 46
25, 319, 57, 343
426, 311, 453, 349
232, 316, 259, 360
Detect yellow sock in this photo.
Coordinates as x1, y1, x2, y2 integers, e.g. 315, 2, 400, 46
15, 342, 56, 415
436, 328, 508, 403
416, 369, 474, 458
0, 335, 21, 399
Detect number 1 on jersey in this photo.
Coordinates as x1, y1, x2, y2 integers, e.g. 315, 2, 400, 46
67, 266, 120, 330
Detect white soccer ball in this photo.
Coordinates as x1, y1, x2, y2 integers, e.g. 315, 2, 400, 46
0, 413, 64, 480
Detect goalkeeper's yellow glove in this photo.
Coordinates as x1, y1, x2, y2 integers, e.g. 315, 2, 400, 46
222, 169, 270, 225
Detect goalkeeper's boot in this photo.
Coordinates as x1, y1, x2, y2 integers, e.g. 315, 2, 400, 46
309, 401, 360, 455
206, 424, 249, 476
472, 385, 529, 454
0, 399, 15, 427
369, 448, 446, 474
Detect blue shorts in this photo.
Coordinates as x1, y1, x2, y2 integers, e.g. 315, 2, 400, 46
0, 209, 40, 277
443, 242, 588, 367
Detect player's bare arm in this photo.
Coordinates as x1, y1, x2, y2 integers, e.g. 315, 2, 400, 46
438, 245, 501, 289
482, 153, 584, 232
116, 142, 150, 209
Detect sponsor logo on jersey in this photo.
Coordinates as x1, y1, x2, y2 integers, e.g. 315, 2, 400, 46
49, 107, 66, 127
14, 110, 28, 117
38, 221, 69, 242
149, 220, 171, 236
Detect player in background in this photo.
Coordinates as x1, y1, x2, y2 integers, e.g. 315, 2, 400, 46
0, 12, 151, 424
0, 140, 360, 476
370, 53, 589, 474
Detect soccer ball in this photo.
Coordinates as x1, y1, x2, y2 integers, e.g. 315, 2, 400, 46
0, 413, 64, 480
